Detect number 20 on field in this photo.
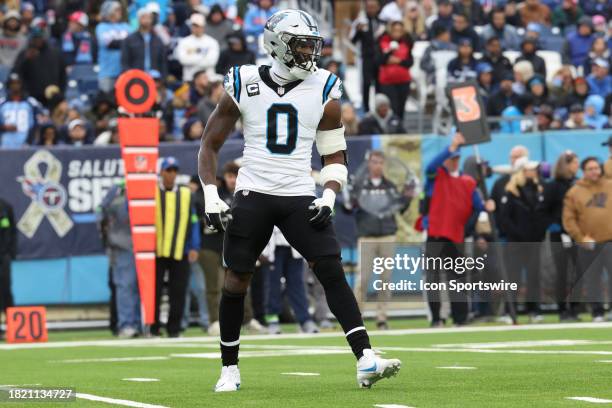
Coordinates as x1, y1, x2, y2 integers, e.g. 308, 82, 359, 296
6, 306, 48, 343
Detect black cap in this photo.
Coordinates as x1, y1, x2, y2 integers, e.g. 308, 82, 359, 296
569, 103, 584, 113
578, 16, 593, 29
500, 70, 514, 81
602, 136, 612, 146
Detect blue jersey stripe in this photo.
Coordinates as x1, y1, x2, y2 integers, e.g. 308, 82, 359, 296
322, 73, 338, 104
233, 66, 241, 103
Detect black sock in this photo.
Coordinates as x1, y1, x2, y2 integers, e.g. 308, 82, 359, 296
346, 328, 371, 359
313, 257, 371, 360
219, 289, 245, 366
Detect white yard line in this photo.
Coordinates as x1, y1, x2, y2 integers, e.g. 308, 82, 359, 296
76, 393, 169, 408
433, 340, 612, 349
171, 349, 352, 359
436, 366, 477, 370
50, 357, 169, 363
566, 397, 612, 404
280, 372, 320, 376
378, 347, 612, 356
121, 378, 160, 382
2, 322, 612, 350
373, 404, 415, 408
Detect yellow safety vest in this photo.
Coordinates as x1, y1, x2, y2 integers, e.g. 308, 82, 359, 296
155, 185, 192, 260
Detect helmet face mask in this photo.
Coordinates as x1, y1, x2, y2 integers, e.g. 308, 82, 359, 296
264, 10, 323, 79
283, 34, 322, 72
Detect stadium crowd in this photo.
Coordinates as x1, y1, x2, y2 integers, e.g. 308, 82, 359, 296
1, 0, 612, 338
1, 0, 612, 147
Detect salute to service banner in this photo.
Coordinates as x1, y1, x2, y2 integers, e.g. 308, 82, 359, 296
0, 141, 245, 260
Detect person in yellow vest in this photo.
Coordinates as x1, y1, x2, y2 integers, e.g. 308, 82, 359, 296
152, 157, 201, 337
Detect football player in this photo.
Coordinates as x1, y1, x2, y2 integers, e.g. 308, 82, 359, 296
198, 9, 401, 392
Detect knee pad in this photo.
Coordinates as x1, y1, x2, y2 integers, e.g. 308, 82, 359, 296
312, 256, 345, 287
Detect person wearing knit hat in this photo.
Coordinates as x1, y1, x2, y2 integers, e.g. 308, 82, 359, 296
0, 10, 26, 67
517, 37, 546, 79
551, 0, 583, 33
95, 1, 130, 93
587, 57, 612, 98
584, 94, 608, 129
120, 7, 167, 79
565, 15, 595, 67
62, 11, 93, 66
357, 94, 406, 135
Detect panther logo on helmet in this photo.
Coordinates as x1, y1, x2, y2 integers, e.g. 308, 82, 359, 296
263, 9, 323, 80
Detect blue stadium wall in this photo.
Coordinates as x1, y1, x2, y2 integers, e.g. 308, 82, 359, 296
10, 130, 610, 305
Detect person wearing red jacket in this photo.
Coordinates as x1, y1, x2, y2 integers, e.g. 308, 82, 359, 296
423, 133, 491, 326
376, 20, 413, 121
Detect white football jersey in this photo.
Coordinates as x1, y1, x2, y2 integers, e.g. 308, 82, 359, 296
223, 65, 342, 196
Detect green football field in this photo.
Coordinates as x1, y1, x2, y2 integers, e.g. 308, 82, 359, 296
2, 319, 612, 408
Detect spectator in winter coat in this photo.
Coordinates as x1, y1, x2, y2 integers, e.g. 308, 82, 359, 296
582, 37, 612, 76
476, 63, 496, 105
453, 0, 486, 25
564, 16, 595, 66
586, 57, 612, 97
580, 0, 612, 17
584, 94, 608, 129
499, 157, 548, 320
519, 0, 552, 26
358, 94, 406, 135
0, 73, 42, 148
447, 38, 478, 82
513, 60, 535, 95
404, 1, 428, 41
205, 5, 235, 48
61, 11, 93, 66
0, 11, 27, 68
243, 0, 277, 38
563, 157, 612, 321
428, 0, 454, 36
490, 145, 530, 238
96, 1, 131, 93
487, 71, 518, 117
544, 150, 580, 321
526, 75, 550, 108
376, 21, 413, 120
351, 0, 385, 112
482, 7, 521, 51
379, 0, 408, 22
479, 36, 514, 85
552, 0, 584, 33
120, 8, 167, 78
176, 13, 220, 81
420, 25, 457, 84
564, 103, 594, 129
516, 38, 546, 79
215, 31, 256, 75
501, 93, 535, 133
450, 12, 481, 51
565, 76, 590, 107
13, 29, 66, 103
